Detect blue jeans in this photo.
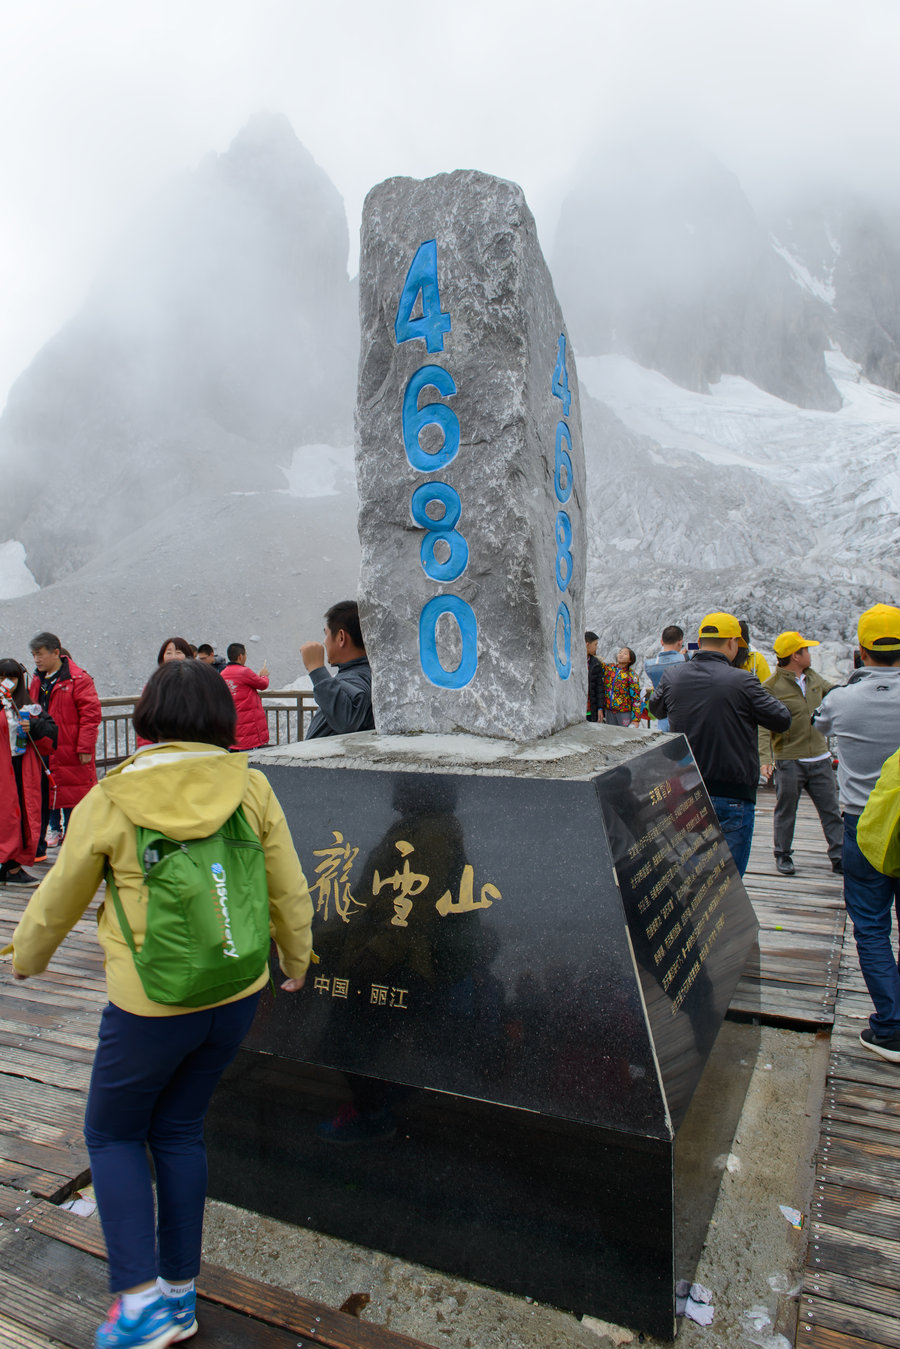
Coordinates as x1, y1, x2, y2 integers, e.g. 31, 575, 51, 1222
84, 993, 260, 1291
842, 814, 900, 1037
709, 796, 756, 877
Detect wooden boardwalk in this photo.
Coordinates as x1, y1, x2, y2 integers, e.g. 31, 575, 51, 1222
0, 885, 435, 1349
730, 788, 847, 1026
1, 791, 896, 1349
798, 916, 900, 1349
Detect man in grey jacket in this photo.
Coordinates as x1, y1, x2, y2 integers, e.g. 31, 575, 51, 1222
300, 600, 376, 739
814, 603, 900, 1062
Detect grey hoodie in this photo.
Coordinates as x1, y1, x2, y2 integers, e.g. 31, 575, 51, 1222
814, 667, 900, 812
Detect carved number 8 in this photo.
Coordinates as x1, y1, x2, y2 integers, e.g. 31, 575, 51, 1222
555, 511, 573, 591
411, 482, 469, 583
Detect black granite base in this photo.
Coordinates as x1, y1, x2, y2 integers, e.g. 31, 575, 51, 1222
205, 737, 759, 1338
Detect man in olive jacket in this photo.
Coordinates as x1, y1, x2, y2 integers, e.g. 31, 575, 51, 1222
760, 631, 843, 877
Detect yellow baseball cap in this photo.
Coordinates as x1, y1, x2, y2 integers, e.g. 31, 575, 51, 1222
858, 604, 900, 652
773, 631, 819, 659
698, 612, 747, 647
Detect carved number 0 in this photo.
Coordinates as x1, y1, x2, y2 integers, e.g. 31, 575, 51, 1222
420, 596, 478, 690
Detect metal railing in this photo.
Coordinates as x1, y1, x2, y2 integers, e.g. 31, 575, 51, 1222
96, 690, 318, 770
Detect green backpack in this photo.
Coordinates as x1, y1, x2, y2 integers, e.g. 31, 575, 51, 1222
105, 806, 272, 1007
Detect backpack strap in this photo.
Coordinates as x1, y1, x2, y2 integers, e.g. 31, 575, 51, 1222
103, 864, 139, 957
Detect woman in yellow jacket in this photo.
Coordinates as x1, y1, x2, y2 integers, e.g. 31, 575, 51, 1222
7, 660, 313, 1349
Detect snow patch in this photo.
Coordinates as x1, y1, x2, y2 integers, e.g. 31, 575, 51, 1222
0, 540, 39, 599
280, 444, 355, 498
770, 235, 836, 307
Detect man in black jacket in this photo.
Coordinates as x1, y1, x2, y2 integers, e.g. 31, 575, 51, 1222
300, 600, 376, 739
649, 611, 791, 876
585, 630, 604, 722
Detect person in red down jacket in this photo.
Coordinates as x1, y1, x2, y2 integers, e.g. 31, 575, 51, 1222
28, 632, 102, 848
0, 658, 58, 886
221, 643, 270, 750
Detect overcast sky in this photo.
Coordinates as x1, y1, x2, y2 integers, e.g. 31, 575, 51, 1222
2, 0, 899, 408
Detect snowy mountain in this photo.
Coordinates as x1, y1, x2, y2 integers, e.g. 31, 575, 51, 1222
0, 114, 357, 587
767, 198, 900, 395
551, 137, 841, 412
579, 350, 900, 676
1, 121, 898, 694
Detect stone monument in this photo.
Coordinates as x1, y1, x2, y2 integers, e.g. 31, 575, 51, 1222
205, 172, 760, 1341
356, 171, 586, 739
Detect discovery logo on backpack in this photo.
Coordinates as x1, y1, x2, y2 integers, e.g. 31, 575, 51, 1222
210, 862, 241, 960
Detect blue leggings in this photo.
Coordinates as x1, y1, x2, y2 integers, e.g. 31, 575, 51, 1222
84, 993, 260, 1292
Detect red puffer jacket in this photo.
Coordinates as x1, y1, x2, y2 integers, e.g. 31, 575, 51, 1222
29, 659, 102, 808
0, 709, 56, 865
221, 663, 270, 751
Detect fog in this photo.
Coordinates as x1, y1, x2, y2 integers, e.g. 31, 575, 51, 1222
3, 0, 900, 407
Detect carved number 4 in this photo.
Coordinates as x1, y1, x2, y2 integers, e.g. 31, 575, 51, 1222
552, 333, 571, 415
395, 240, 452, 353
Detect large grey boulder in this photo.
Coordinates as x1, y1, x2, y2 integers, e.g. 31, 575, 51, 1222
356, 171, 587, 739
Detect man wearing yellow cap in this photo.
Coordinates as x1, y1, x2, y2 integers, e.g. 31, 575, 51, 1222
813, 605, 900, 1061
760, 630, 843, 876
649, 612, 791, 876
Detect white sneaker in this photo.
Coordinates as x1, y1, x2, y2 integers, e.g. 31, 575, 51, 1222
46, 830, 61, 848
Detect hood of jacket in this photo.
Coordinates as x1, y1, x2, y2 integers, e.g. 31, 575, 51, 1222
98, 741, 249, 839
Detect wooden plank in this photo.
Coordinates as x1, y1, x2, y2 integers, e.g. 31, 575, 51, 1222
821, 1115, 900, 1147
0, 1269, 98, 1349
0, 1129, 88, 1177
817, 1137, 900, 1182
826, 1081, 900, 1121
0, 1311, 62, 1348
812, 1183, 900, 1243
0, 1076, 87, 1128
0, 1047, 92, 1090
802, 1268, 900, 1321
0, 1158, 82, 1202
0, 1226, 307, 1349
808, 1219, 900, 1289
800, 1293, 900, 1349
0, 1030, 95, 1063
797, 1317, 897, 1349
28, 1202, 440, 1349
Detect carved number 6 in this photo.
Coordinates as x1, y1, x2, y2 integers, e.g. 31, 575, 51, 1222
402, 366, 460, 473
555, 422, 573, 503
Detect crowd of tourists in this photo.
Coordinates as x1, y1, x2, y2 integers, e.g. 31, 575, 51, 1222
596, 606, 900, 1074
2, 596, 900, 1348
